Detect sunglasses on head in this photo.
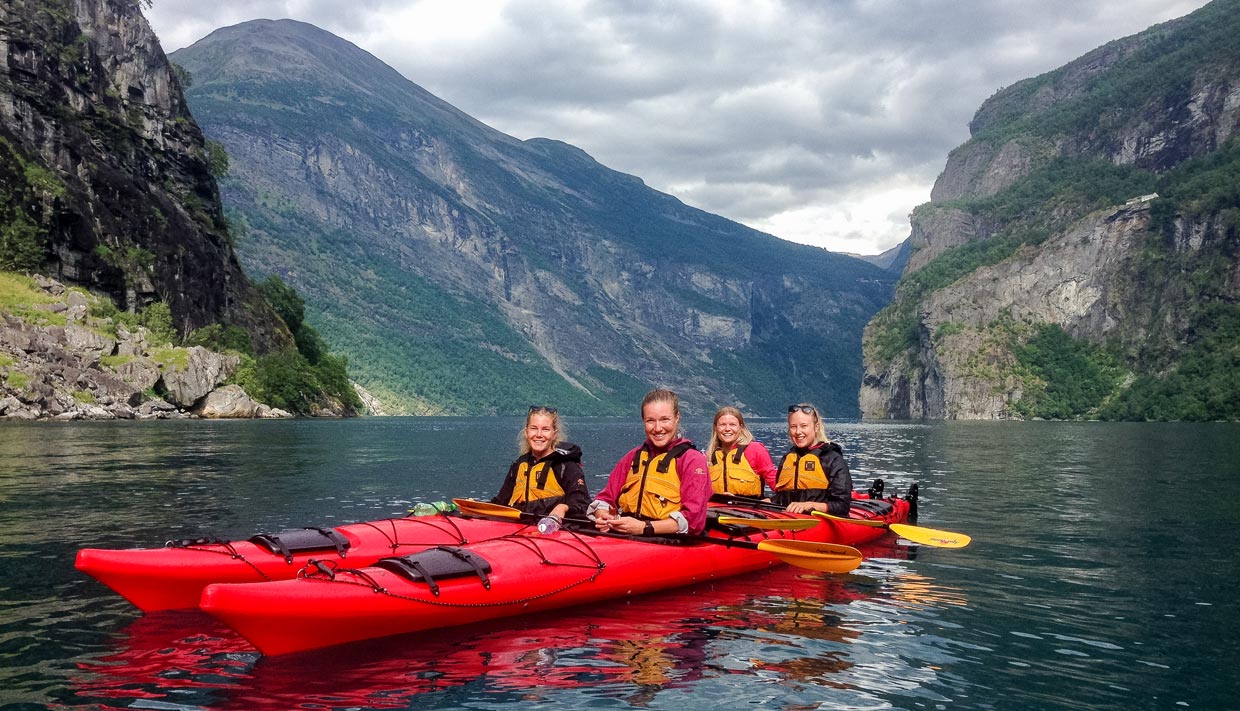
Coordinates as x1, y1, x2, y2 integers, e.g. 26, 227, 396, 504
528, 405, 557, 415
787, 405, 816, 415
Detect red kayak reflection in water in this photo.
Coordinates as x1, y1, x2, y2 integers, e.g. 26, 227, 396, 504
72, 543, 958, 710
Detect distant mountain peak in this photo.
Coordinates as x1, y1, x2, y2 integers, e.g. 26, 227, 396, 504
172, 21, 895, 415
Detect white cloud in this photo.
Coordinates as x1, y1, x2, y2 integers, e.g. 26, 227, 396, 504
146, 0, 1213, 254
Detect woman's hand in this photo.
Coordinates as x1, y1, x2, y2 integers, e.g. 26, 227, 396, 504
593, 507, 617, 530
597, 514, 645, 535
785, 501, 826, 514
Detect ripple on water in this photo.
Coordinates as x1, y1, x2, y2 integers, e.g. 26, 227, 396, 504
4, 419, 1238, 711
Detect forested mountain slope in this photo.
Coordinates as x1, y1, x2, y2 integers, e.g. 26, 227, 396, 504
861, 0, 1240, 421
172, 20, 896, 416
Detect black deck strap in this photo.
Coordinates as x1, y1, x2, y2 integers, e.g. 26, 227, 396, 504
305, 559, 337, 580
306, 526, 350, 557
256, 535, 293, 564
248, 527, 352, 564
435, 546, 492, 590
409, 559, 439, 596
849, 498, 895, 516
374, 546, 494, 597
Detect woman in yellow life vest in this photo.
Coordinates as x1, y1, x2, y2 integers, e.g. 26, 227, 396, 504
705, 406, 777, 497
490, 406, 590, 525
774, 403, 853, 517
588, 388, 712, 536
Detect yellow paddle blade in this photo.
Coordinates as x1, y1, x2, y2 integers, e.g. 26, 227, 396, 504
451, 498, 524, 520
890, 523, 971, 548
755, 539, 862, 573
716, 516, 819, 531
812, 511, 887, 527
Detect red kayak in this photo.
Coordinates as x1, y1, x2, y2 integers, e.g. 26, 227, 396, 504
201, 497, 911, 656
75, 514, 523, 611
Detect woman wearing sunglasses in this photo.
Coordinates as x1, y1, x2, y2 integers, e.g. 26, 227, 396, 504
773, 403, 854, 516
588, 388, 712, 536
490, 405, 590, 528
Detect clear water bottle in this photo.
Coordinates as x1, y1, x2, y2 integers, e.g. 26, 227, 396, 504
409, 502, 439, 516
536, 515, 562, 534
433, 500, 458, 513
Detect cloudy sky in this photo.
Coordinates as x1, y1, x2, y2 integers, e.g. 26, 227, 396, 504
146, 0, 1210, 255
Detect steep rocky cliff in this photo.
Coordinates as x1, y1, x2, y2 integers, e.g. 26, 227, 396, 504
0, 0, 287, 349
171, 20, 896, 416
861, 0, 1240, 421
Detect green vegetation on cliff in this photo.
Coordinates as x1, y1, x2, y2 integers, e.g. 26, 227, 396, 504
971, 0, 1240, 144
1100, 304, 1240, 421
1012, 324, 1125, 420
870, 130, 1240, 420
0, 136, 63, 272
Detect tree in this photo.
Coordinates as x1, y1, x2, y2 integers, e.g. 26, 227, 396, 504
258, 275, 304, 333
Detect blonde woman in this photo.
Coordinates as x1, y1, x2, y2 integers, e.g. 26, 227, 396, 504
774, 403, 853, 516
490, 406, 590, 526
705, 406, 777, 497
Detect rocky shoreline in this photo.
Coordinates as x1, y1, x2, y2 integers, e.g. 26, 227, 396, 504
0, 275, 290, 421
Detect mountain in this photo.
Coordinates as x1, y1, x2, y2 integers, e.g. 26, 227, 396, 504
860, 0, 1240, 421
846, 241, 910, 272
0, 0, 286, 349
1, 0, 364, 418
170, 20, 897, 416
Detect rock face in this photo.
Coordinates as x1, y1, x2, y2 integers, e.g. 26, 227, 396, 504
0, 0, 290, 351
170, 20, 896, 416
861, 1, 1240, 420
193, 384, 290, 419
159, 347, 239, 407
862, 204, 1160, 419
0, 274, 287, 420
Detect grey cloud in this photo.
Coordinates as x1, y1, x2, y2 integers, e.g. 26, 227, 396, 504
146, 0, 1212, 251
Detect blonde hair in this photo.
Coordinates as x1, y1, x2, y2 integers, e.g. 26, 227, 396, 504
706, 406, 754, 461
787, 402, 830, 446
517, 406, 564, 456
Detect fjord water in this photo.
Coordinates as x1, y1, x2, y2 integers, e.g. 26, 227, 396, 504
0, 418, 1236, 711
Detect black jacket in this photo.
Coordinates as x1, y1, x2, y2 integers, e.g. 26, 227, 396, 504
770, 441, 854, 516
491, 442, 591, 517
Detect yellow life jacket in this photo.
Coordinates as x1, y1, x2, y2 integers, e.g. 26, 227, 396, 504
508, 457, 566, 506
776, 445, 831, 492
709, 444, 763, 497
618, 442, 693, 520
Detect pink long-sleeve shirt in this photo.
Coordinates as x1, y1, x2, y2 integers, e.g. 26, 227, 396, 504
594, 437, 711, 535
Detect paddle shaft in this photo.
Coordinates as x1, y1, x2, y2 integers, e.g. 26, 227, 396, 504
451, 500, 860, 569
